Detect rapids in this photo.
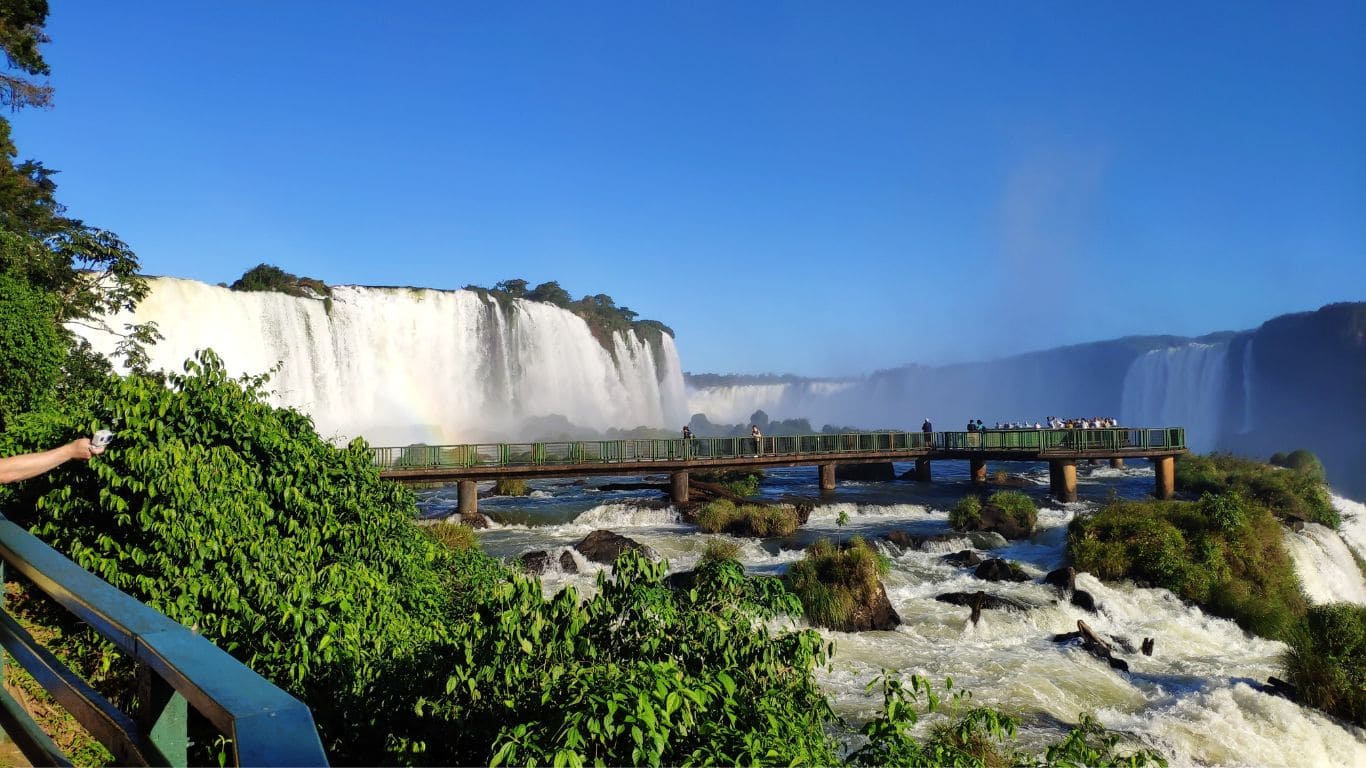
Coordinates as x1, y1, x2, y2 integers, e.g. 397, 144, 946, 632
418, 464, 1366, 766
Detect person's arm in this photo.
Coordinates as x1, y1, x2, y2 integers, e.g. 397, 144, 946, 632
0, 439, 103, 484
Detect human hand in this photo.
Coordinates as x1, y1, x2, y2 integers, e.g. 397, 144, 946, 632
67, 437, 103, 460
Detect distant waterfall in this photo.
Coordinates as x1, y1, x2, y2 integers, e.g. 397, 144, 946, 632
684, 381, 855, 425
74, 277, 688, 444
1120, 342, 1230, 453
1241, 337, 1256, 433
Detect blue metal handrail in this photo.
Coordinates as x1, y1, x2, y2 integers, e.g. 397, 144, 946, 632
0, 516, 329, 767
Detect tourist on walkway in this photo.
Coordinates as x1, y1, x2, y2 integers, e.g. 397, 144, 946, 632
751, 424, 763, 457
0, 439, 105, 485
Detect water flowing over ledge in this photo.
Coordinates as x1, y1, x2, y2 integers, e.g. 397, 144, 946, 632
73, 277, 688, 444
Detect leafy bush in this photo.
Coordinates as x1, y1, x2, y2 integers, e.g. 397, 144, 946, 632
0, 270, 65, 427
949, 495, 982, 530
693, 499, 799, 537
1069, 493, 1307, 640
1282, 604, 1366, 726
786, 537, 891, 631
1176, 453, 1336, 527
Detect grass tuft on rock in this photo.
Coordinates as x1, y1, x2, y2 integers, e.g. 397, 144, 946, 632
493, 478, 530, 496
786, 537, 892, 631
423, 521, 480, 552
694, 470, 764, 498
694, 499, 800, 537
950, 491, 1037, 539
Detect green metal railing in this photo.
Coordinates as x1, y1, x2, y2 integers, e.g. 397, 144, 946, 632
0, 516, 328, 767
372, 427, 1187, 470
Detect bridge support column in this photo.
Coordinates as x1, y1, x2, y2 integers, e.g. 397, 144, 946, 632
458, 480, 479, 521
914, 458, 932, 482
1153, 456, 1175, 500
671, 471, 689, 504
1109, 457, 1125, 469
970, 459, 987, 485
819, 463, 836, 491
1049, 460, 1077, 503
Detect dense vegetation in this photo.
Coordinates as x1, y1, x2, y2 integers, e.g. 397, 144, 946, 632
229, 262, 330, 299
1176, 452, 1336, 527
1069, 492, 1306, 640
692, 468, 763, 497
950, 490, 1037, 538
1282, 604, 1366, 726
468, 277, 675, 357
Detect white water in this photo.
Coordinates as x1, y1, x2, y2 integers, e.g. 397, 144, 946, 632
73, 277, 688, 444
1333, 494, 1366, 564
685, 381, 856, 426
1120, 343, 1230, 453
439, 471, 1366, 765
1241, 337, 1256, 434
1285, 522, 1366, 605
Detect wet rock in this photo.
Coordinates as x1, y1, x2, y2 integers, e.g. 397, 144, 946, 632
1070, 589, 1099, 613
942, 549, 983, 567
665, 569, 696, 591
1044, 566, 1076, 591
1262, 676, 1297, 700
935, 591, 1031, 612
519, 550, 550, 574
1142, 637, 1155, 657
848, 581, 901, 631
575, 530, 656, 565
974, 559, 1029, 582
458, 511, 490, 529
882, 531, 958, 551
966, 531, 1009, 549
559, 551, 579, 573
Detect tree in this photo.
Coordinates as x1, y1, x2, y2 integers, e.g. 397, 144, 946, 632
526, 280, 571, 307
0, 0, 53, 111
492, 278, 527, 297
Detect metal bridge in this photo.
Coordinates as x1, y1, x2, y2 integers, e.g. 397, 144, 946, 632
374, 426, 1188, 514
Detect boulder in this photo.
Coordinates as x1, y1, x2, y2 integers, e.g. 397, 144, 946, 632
935, 591, 1031, 612
883, 531, 958, 551
966, 531, 1009, 549
575, 530, 656, 565
1043, 566, 1076, 591
558, 550, 579, 573
975, 503, 1033, 540
974, 559, 1029, 582
847, 581, 901, 631
1071, 589, 1099, 613
519, 550, 550, 574
665, 569, 696, 591
943, 549, 983, 567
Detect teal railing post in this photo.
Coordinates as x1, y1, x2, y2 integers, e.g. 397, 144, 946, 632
137, 667, 188, 766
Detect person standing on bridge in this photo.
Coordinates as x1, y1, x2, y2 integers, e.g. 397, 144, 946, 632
921, 419, 933, 447
751, 424, 763, 457
0, 439, 105, 484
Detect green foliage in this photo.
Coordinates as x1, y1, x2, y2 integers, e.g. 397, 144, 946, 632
1176, 453, 1337, 527
229, 263, 330, 298
1282, 604, 1366, 726
701, 538, 740, 562
950, 495, 983, 530
693, 469, 762, 498
469, 277, 675, 359
1068, 493, 1307, 640
423, 522, 479, 553
988, 490, 1037, 532
0, 268, 63, 426
0, 351, 451, 757
493, 477, 529, 496
398, 552, 839, 766
1035, 713, 1168, 767
694, 499, 800, 537
786, 537, 890, 631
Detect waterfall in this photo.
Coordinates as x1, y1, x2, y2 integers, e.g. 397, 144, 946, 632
684, 381, 855, 426
1241, 337, 1256, 433
73, 277, 688, 444
1285, 521, 1366, 605
1120, 342, 1231, 453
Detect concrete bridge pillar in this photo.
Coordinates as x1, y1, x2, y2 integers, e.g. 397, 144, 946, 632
819, 463, 836, 491
914, 458, 932, 483
970, 459, 987, 485
1109, 457, 1125, 469
457, 480, 479, 521
671, 471, 689, 504
1153, 456, 1175, 500
1049, 460, 1077, 503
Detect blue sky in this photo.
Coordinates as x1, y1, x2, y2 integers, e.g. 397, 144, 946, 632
16, 1, 1364, 376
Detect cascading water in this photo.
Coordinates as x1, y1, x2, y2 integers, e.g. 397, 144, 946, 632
1285, 521, 1366, 605
73, 277, 688, 444
419, 467, 1366, 766
684, 381, 855, 425
1241, 337, 1256, 433
1120, 342, 1231, 453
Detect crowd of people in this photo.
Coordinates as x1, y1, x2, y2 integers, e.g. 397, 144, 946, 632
959, 417, 1123, 431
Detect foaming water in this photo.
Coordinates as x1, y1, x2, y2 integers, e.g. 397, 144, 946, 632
1120, 342, 1230, 453
1332, 494, 1366, 562
1285, 523, 1366, 605
427, 470, 1366, 765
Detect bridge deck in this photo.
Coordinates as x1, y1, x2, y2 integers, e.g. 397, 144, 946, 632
375, 427, 1186, 483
